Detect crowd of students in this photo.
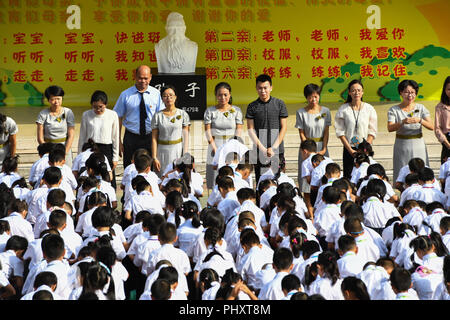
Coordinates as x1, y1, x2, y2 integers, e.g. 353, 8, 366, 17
0, 73, 448, 301
0, 132, 448, 301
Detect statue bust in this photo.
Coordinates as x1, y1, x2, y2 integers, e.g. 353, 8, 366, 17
155, 12, 198, 74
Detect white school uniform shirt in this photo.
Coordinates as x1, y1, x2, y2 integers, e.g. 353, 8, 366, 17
25, 185, 49, 224
308, 275, 344, 300
202, 281, 221, 300
82, 230, 127, 260
337, 251, 365, 278
121, 163, 136, 188
33, 207, 74, 239
194, 245, 236, 278
0, 232, 10, 253
138, 235, 161, 275
176, 219, 204, 258
310, 157, 334, 187
224, 201, 266, 246
398, 164, 441, 189
123, 190, 164, 223
301, 153, 315, 180
432, 281, 450, 300
127, 231, 151, 267
0, 249, 24, 279
259, 185, 277, 210
36, 164, 78, 191
1, 212, 34, 243
230, 226, 270, 263
233, 171, 250, 191
217, 191, 240, 224
439, 158, 450, 180
395, 291, 419, 300
291, 251, 321, 286
313, 203, 341, 238
72, 149, 112, 173
354, 232, 381, 264
147, 243, 191, 277
258, 271, 291, 300
29, 154, 49, 185
44, 259, 72, 299
389, 229, 416, 260
254, 264, 277, 291
236, 244, 274, 290
443, 230, 450, 253
75, 206, 99, 238
207, 184, 223, 206
35, 186, 75, 222
13, 186, 30, 201
78, 181, 117, 214
20, 284, 61, 300
112, 261, 129, 300
161, 170, 204, 197
418, 209, 449, 235
0, 172, 21, 188
213, 139, 249, 170
123, 222, 144, 244
412, 255, 444, 300
192, 231, 228, 264
350, 162, 370, 185
362, 196, 401, 229
399, 184, 423, 207
357, 175, 396, 202
357, 265, 389, 300
60, 228, 83, 260
402, 207, 427, 230
314, 177, 339, 209
258, 169, 296, 190
124, 172, 165, 209
140, 264, 188, 300
413, 183, 447, 205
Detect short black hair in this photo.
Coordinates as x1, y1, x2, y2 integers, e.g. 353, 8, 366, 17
273, 247, 293, 270
398, 79, 419, 95
44, 85, 64, 99
303, 83, 321, 98
338, 235, 356, 252
43, 167, 62, 185
390, 268, 412, 292
151, 279, 171, 300
90, 90, 108, 105
256, 74, 272, 85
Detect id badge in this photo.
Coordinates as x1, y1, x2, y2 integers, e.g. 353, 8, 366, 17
350, 136, 362, 148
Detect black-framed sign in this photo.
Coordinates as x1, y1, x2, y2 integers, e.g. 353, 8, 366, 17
150, 68, 207, 121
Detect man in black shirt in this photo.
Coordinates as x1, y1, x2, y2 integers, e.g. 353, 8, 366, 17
246, 74, 288, 184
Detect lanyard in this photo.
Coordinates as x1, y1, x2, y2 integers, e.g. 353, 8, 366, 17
351, 105, 362, 134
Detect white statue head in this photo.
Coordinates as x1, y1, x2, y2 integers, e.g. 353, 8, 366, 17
163, 12, 189, 70
165, 12, 186, 37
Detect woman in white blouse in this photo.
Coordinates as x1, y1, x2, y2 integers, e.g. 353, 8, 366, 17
78, 90, 120, 188
334, 79, 378, 178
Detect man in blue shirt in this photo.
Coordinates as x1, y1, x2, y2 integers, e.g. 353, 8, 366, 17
114, 65, 164, 168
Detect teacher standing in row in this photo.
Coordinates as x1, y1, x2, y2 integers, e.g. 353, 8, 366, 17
114, 65, 164, 168
36, 85, 75, 167
334, 79, 378, 179
387, 79, 434, 182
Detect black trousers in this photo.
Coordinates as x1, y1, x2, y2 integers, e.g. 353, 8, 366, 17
342, 147, 357, 179
440, 133, 450, 164
96, 143, 117, 190
123, 130, 153, 169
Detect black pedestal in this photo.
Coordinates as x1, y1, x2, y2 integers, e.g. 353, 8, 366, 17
150, 68, 207, 121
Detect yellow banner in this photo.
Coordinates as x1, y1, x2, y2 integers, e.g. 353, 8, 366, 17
0, 0, 448, 107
